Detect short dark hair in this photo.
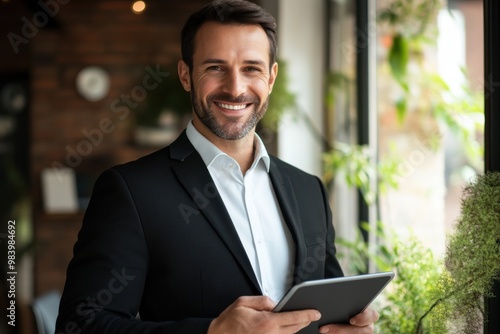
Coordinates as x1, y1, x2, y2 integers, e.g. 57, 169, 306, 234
181, 0, 277, 70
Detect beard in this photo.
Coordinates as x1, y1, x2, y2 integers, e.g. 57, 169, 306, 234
190, 87, 269, 140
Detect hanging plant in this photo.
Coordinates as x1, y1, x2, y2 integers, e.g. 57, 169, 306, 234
378, 0, 442, 121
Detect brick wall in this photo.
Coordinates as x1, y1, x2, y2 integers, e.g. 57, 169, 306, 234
15, 0, 211, 297
0, 0, 265, 309
2, 0, 260, 331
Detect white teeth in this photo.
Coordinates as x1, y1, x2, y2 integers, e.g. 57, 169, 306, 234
216, 102, 247, 110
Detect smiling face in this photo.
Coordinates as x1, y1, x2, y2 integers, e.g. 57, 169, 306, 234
178, 22, 278, 141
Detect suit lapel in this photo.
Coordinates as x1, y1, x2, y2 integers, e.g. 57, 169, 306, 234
268, 159, 307, 274
169, 132, 261, 293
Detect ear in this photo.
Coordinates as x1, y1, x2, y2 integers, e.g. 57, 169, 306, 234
268, 62, 278, 94
178, 60, 191, 92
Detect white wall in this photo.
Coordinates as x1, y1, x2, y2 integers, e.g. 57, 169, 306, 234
277, 0, 326, 177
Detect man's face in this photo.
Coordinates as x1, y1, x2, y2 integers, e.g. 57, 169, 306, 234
179, 22, 278, 141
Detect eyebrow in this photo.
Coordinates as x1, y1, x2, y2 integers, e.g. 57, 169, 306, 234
202, 58, 266, 67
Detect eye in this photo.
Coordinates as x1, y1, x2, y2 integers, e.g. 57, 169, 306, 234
244, 66, 262, 73
207, 65, 223, 72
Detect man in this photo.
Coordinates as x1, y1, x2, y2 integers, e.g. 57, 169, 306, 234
56, 0, 378, 333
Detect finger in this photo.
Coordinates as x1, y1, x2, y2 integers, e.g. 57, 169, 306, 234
281, 319, 318, 333
319, 323, 375, 334
275, 309, 321, 327
233, 295, 276, 311
349, 307, 379, 326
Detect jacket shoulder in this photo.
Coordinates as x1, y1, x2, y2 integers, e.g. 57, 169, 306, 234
270, 155, 321, 181
110, 131, 194, 178
114, 146, 171, 174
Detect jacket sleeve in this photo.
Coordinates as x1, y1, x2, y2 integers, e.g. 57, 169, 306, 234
55, 168, 212, 334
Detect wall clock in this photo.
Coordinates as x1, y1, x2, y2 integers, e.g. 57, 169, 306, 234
76, 66, 110, 102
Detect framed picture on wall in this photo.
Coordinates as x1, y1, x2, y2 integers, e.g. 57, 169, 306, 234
41, 168, 79, 214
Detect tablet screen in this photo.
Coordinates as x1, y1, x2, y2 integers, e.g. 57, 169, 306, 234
273, 272, 394, 334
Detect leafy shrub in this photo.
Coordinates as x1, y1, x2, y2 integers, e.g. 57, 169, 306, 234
338, 172, 500, 334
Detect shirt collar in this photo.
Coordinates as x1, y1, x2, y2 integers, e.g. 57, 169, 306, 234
186, 121, 270, 172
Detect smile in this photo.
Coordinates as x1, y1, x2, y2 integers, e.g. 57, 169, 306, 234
215, 102, 249, 110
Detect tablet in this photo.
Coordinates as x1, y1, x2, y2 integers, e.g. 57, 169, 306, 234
273, 272, 394, 334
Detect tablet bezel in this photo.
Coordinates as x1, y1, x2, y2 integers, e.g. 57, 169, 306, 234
273, 272, 394, 333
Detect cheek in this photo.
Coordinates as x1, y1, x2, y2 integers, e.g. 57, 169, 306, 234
195, 77, 220, 99
253, 80, 271, 99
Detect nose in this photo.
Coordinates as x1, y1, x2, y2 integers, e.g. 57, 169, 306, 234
221, 69, 246, 98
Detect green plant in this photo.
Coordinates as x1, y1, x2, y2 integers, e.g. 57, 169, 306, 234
260, 59, 297, 131
136, 67, 191, 127
323, 143, 401, 205
378, 0, 442, 40
432, 74, 485, 170
420, 171, 500, 333
377, 0, 484, 156
337, 222, 447, 333
378, 0, 442, 117
322, 2, 491, 332
379, 235, 447, 333
337, 172, 500, 333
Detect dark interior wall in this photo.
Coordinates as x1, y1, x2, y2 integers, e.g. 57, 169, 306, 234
0, 2, 272, 332
0, 0, 272, 312
1, 0, 212, 298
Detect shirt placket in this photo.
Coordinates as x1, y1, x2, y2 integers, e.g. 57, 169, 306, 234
243, 170, 272, 296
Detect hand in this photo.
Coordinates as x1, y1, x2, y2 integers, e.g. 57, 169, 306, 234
318, 307, 379, 334
207, 295, 321, 334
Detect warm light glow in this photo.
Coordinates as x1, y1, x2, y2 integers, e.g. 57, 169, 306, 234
132, 1, 146, 14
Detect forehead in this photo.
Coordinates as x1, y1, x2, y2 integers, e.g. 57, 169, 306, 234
193, 22, 271, 65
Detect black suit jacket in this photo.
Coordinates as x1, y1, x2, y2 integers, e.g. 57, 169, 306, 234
56, 131, 343, 334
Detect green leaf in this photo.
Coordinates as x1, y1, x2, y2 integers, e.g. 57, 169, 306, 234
388, 34, 410, 89
261, 59, 297, 130
395, 97, 407, 123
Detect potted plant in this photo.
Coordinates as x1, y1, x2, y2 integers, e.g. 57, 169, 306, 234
134, 67, 191, 146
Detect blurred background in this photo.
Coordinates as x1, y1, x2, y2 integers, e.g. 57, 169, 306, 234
0, 0, 492, 333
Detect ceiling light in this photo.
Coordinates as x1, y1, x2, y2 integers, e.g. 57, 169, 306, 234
132, 1, 146, 14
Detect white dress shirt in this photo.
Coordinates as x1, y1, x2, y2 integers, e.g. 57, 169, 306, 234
186, 121, 295, 302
